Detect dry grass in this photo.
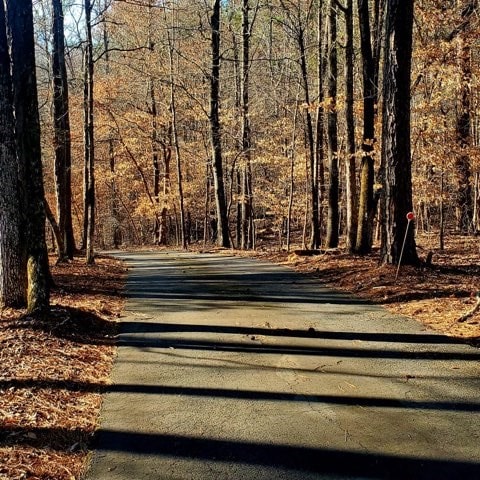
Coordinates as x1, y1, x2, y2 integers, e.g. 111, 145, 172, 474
0, 256, 126, 480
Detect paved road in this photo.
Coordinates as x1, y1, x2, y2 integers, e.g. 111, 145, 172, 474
85, 252, 480, 480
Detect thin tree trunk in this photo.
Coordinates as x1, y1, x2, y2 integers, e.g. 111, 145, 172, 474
356, 0, 382, 254
286, 98, 300, 253
210, 0, 230, 248
84, 0, 95, 264
240, 0, 254, 250
52, 0, 75, 260
150, 75, 161, 244
315, 1, 325, 247
298, 27, 319, 250
165, 7, 187, 249
44, 199, 65, 261
325, 0, 339, 248
344, 0, 357, 252
204, 164, 211, 246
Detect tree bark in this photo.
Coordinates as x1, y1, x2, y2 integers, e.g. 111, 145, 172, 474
380, 0, 418, 265
454, 1, 476, 233
355, 0, 383, 254
165, 6, 187, 249
83, 0, 95, 264
52, 0, 75, 260
344, 0, 357, 252
210, 0, 230, 248
240, 0, 254, 250
325, 0, 339, 248
7, 0, 50, 313
315, 2, 325, 249
0, 0, 26, 307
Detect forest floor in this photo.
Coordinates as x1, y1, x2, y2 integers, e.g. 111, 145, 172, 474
0, 256, 126, 480
0, 233, 478, 479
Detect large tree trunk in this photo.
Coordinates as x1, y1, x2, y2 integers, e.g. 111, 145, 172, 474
83, 0, 95, 264
380, 0, 418, 265
210, 0, 230, 248
325, 0, 339, 248
0, 0, 26, 307
52, 0, 75, 260
7, 0, 50, 313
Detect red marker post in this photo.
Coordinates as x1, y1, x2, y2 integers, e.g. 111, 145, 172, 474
395, 212, 415, 281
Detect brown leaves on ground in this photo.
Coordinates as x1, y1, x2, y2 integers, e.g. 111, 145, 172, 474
0, 255, 126, 480
254, 234, 479, 346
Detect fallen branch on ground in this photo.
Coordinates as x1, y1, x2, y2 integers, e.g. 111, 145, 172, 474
457, 291, 480, 323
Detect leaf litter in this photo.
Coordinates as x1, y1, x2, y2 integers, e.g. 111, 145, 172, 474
0, 255, 126, 480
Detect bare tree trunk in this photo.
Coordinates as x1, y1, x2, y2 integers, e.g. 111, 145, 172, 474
315, 1, 325, 247
0, 0, 26, 307
343, 0, 357, 252
102, 15, 121, 248
210, 0, 230, 248
355, 0, 383, 254
325, 0, 339, 248
147, 2, 164, 246
52, 0, 75, 260
165, 6, 187, 249
7, 0, 50, 312
380, 0, 418, 265
204, 164, 211, 246
83, 0, 95, 264
240, 0, 254, 250
44, 199, 65, 261
297, 19, 319, 250
286, 97, 300, 253
454, 1, 476, 233
149, 74, 161, 244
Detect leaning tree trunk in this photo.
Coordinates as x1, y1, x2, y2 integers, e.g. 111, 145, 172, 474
210, 0, 230, 248
0, 0, 26, 307
7, 0, 50, 313
325, 0, 339, 248
380, 0, 418, 265
52, 0, 75, 260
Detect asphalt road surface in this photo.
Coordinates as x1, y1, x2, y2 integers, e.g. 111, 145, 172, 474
85, 251, 480, 480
